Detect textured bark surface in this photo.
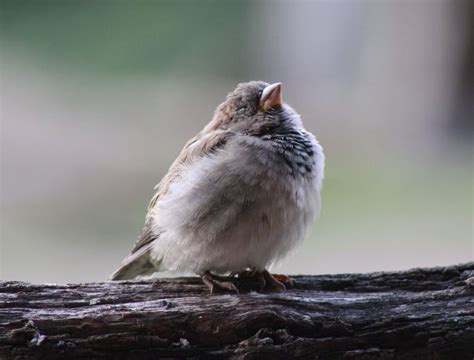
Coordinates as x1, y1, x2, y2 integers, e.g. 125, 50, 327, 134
1, 263, 473, 360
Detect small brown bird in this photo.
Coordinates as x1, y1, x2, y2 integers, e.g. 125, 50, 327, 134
110, 81, 324, 293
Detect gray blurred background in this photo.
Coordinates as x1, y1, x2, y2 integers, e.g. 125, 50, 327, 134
1, 0, 472, 284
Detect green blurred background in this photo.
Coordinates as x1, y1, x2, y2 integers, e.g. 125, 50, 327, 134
1, 0, 472, 284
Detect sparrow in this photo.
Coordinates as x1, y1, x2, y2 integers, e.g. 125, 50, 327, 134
110, 81, 325, 293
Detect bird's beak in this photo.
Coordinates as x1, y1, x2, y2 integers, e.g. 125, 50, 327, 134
260, 82, 282, 111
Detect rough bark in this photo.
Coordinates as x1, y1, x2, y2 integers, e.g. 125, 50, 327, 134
1, 263, 473, 360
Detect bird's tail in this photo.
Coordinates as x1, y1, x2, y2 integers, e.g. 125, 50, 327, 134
109, 243, 159, 280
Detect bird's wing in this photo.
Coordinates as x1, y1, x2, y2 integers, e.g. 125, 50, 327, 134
129, 129, 233, 255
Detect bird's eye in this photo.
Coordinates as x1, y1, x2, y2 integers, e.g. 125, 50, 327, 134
256, 90, 264, 110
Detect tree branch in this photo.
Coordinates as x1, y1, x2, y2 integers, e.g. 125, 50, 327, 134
1, 263, 473, 359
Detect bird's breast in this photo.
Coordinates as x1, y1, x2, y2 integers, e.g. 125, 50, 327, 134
150, 129, 324, 273
258, 129, 322, 181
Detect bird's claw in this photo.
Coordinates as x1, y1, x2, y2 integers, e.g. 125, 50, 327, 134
201, 270, 295, 294
201, 271, 239, 294
270, 273, 296, 289
237, 269, 294, 292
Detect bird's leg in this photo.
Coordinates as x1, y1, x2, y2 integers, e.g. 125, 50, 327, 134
256, 271, 267, 292
201, 271, 239, 294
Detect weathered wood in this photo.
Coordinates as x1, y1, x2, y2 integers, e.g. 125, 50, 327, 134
1, 263, 473, 359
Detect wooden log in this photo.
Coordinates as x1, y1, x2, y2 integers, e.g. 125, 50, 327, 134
1, 263, 473, 359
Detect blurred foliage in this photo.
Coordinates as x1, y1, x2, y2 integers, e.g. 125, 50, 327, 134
0, 0, 252, 77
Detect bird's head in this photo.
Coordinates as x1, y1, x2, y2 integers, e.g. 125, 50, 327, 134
205, 81, 302, 135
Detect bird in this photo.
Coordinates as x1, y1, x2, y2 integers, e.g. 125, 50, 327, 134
110, 81, 325, 293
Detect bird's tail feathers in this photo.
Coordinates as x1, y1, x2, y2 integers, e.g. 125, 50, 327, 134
109, 243, 160, 280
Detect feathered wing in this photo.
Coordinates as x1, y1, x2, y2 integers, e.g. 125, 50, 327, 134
109, 129, 232, 280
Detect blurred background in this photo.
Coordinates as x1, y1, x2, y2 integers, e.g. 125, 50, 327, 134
1, 0, 472, 284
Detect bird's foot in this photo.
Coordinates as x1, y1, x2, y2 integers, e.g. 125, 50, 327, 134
236, 270, 267, 292
261, 270, 287, 292
201, 271, 239, 294
237, 269, 295, 292
270, 273, 295, 289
